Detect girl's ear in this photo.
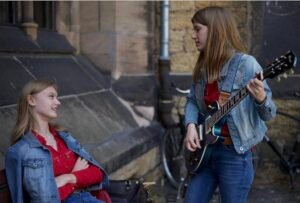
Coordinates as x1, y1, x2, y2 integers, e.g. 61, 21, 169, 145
27, 95, 35, 106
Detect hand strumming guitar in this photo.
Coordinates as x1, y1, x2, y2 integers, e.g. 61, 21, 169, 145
185, 123, 201, 151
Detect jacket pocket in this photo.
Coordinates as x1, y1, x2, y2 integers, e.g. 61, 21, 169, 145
23, 158, 45, 178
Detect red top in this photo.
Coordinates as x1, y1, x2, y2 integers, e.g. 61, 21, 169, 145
33, 128, 104, 201
204, 81, 230, 137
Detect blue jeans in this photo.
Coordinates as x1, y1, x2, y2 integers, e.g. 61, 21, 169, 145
64, 191, 104, 203
184, 142, 254, 203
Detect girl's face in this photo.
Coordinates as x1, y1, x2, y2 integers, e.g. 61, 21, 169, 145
28, 86, 61, 121
192, 23, 208, 51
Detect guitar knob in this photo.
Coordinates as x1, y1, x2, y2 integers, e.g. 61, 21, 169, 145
288, 69, 294, 75
282, 73, 288, 78
277, 76, 281, 82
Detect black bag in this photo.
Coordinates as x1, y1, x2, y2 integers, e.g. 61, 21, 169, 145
106, 179, 153, 203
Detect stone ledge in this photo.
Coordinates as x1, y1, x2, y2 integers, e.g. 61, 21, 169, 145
83, 122, 164, 173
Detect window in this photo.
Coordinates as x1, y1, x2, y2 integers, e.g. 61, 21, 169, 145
0, 1, 18, 25
34, 1, 56, 30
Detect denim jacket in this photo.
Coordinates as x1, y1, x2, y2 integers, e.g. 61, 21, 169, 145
185, 54, 276, 154
5, 130, 109, 203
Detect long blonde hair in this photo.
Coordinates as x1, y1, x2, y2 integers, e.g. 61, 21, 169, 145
191, 6, 247, 83
11, 79, 62, 144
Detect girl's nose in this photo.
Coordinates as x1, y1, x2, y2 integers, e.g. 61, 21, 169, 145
56, 98, 61, 105
191, 31, 196, 39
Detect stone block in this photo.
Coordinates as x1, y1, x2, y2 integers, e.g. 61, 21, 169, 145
0, 106, 17, 169
55, 97, 111, 144
18, 55, 102, 96
0, 56, 34, 106
80, 32, 116, 73
109, 147, 160, 179
170, 11, 193, 30
112, 75, 156, 106
170, 29, 185, 42
36, 30, 75, 54
184, 29, 197, 52
99, 1, 116, 32
194, 1, 211, 9
89, 122, 163, 173
0, 26, 39, 52
117, 50, 148, 74
78, 91, 139, 133
171, 52, 198, 72
170, 1, 195, 11
79, 1, 100, 33
170, 40, 183, 53
115, 1, 148, 33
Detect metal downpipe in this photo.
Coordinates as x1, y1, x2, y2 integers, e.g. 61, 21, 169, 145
158, 0, 175, 127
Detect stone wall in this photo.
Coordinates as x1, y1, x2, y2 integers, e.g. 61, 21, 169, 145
168, 1, 258, 73
57, 1, 156, 78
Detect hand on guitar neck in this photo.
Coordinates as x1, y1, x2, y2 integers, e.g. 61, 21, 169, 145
246, 71, 267, 104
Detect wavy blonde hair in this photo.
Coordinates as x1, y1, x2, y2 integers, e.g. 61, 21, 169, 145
192, 6, 247, 83
11, 79, 63, 144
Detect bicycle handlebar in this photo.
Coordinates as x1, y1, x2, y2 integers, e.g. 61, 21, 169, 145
171, 83, 190, 95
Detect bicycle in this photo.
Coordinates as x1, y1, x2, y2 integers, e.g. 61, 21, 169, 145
161, 85, 189, 202
161, 85, 188, 190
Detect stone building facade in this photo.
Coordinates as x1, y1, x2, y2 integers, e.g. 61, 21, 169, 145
0, 1, 299, 184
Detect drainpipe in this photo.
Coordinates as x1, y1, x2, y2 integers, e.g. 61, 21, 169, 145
158, 0, 175, 127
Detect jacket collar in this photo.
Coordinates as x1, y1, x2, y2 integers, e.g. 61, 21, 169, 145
22, 130, 68, 149
22, 131, 45, 148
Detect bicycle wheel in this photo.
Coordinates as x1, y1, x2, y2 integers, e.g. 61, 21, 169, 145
161, 127, 187, 189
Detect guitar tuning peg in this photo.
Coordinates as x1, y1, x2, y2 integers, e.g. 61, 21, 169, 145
288, 69, 294, 75
282, 73, 288, 78
277, 76, 281, 82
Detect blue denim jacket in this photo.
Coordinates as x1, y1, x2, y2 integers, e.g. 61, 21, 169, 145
5, 130, 109, 203
185, 54, 276, 154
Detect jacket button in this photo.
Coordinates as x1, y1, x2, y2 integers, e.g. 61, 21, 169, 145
240, 147, 244, 151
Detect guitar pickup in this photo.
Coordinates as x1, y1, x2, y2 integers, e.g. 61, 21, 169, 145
198, 124, 203, 141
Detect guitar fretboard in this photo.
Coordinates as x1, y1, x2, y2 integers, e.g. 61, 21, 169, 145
205, 86, 249, 131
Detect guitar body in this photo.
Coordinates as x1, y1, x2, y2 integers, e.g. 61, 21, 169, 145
185, 102, 221, 174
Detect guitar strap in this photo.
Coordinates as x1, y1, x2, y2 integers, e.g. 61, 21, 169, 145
194, 53, 243, 118
219, 53, 243, 105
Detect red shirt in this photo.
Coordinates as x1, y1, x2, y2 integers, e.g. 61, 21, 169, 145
33, 128, 104, 200
204, 81, 230, 137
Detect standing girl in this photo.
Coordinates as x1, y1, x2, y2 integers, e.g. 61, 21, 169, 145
184, 6, 276, 203
5, 80, 111, 203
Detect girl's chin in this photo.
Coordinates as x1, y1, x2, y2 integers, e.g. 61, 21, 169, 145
48, 114, 58, 120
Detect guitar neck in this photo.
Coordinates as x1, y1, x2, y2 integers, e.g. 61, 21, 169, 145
204, 50, 296, 132
206, 86, 249, 130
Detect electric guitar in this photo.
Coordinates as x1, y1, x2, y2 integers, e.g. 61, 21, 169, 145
185, 50, 297, 174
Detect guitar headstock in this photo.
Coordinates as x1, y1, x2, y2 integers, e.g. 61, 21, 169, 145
263, 50, 297, 80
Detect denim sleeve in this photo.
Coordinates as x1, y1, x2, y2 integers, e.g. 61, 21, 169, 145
254, 80, 277, 121
243, 55, 277, 121
5, 147, 24, 203
184, 84, 199, 127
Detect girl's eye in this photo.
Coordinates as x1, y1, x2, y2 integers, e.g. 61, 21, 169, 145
194, 27, 201, 32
